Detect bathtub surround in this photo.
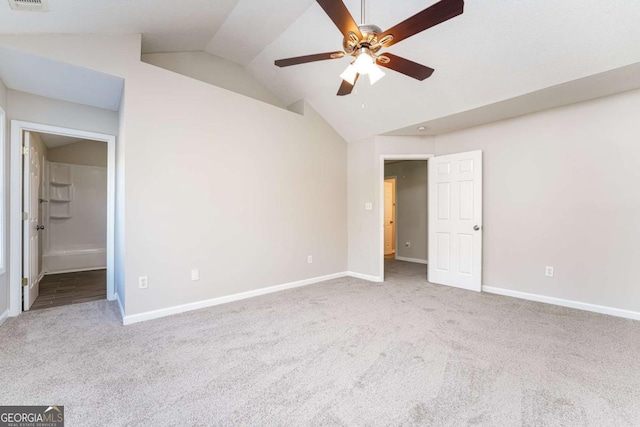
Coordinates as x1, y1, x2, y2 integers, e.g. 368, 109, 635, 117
44, 162, 108, 274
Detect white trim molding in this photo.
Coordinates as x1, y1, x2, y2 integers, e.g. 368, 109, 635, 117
115, 293, 125, 320
9, 121, 117, 316
395, 256, 428, 265
122, 272, 349, 325
347, 271, 383, 282
483, 286, 640, 321
0, 309, 8, 326
0, 106, 5, 276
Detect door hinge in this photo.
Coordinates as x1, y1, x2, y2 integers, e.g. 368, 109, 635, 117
22, 212, 28, 221
22, 146, 28, 155
22, 278, 28, 287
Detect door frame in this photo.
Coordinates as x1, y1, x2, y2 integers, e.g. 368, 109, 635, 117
9, 121, 116, 317
379, 154, 433, 281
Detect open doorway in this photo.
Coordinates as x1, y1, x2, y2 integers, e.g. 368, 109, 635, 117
10, 121, 116, 316
379, 152, 483, 290
24, 132, 108, 310
380, 155, 432, 281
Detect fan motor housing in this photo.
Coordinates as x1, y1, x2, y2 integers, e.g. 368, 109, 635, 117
343, 24, 383, 55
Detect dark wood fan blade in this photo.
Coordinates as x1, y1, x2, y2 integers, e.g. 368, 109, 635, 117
337, 74, 360, 96
275, 51, 345, 67
317, 0, 363, 41
378, 53, 434, 80
378, 0, 464, 47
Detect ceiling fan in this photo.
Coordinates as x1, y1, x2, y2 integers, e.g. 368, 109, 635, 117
274, 0, 464, 96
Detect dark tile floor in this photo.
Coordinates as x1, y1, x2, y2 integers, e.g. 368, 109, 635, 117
31, 269, 106, 310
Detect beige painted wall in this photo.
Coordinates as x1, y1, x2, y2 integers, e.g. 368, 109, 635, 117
384, 161, 428, 262
6, 34, 638, 320
349, 89, 640, 314
435, 88, 640, 312
0, 35, 348, 318
48, 140, 107, 167
142, 51, 285, 108
0, 78, 7, 317
8, 90, 119, 137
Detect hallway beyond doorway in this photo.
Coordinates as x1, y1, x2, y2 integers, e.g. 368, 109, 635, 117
384, 258, 427, 282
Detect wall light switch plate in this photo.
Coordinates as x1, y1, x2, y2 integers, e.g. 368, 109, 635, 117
365, 202, 373, 210
191, 269, 200, 281
308, 256, 313, 264
545, 266, 554, 277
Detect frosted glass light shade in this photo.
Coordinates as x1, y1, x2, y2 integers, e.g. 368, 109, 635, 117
368, 64, 385, 85
340, 64, 358, 85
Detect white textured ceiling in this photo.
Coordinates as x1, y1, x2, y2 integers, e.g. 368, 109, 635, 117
247, 0, 640, 140
205, 0, 315, 65
0, 0, 240, 52
2, 0, 640, 140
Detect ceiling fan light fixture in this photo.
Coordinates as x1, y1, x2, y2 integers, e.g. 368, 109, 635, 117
275, 0, 464, 96
368, 64, 385, 85
340, 64, 358, 85
353, 48, 374, 74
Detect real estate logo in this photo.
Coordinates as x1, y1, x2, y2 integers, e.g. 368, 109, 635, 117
0, 406, 64, 427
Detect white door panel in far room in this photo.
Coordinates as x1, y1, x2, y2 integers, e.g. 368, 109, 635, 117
428, 151, 483, 291
384, 179, 396, 256
23, 132, 42, 311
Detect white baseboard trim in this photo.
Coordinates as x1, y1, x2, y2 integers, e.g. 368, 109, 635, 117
347, 271, 383, 282
115, 293, 125, 321
482, 286, 640, 321
0, 309, 8, 326
395, 256, 428, 265
122, 272, 349, 325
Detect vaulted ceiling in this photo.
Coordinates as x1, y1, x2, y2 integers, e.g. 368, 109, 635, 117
2, 0, 639, 141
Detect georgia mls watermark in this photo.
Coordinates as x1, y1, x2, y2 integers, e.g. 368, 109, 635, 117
0, 406, 64, 427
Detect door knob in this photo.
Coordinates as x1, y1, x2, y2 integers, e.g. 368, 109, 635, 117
36, 225, 45, 231
473, 225, 480, 231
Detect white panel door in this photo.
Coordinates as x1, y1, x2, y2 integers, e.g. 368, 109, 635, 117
23, 132, 42, 311
384, 180, 394, 255
428, 151, 482, 291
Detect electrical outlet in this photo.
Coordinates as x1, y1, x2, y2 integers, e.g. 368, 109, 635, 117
545, 266, 554, 277
191, 269, 200, 281
365, 202, 373, 211
405, 242, 411, 248
308, 255, 313, 264
138, 276, 149, 289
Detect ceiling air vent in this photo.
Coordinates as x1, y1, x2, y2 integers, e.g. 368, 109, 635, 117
8, 0, 48, 12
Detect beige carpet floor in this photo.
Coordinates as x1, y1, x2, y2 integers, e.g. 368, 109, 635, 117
1, 260, 639, 426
